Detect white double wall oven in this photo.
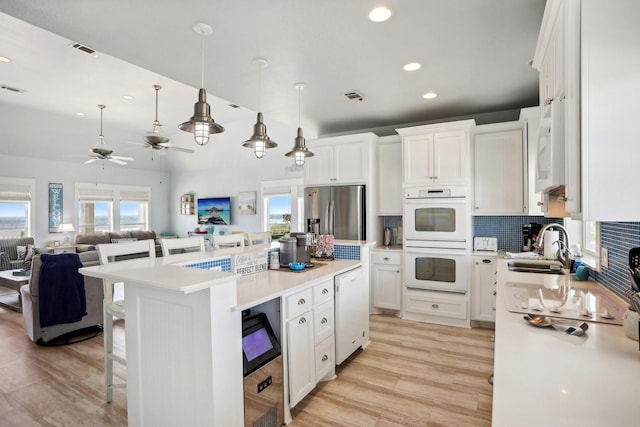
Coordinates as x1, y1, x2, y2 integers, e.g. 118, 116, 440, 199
403, 186, 470, 294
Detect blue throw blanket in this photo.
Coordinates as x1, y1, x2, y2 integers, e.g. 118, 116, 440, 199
39, 253, 87, 328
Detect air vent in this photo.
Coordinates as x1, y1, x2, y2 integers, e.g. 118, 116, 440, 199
228, 103, 240, 109
1, 85, 27, 93
70, 42, 98, 57
344, 90, 364, 101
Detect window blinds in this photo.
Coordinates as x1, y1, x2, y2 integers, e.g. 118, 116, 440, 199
0, 183, 32, 201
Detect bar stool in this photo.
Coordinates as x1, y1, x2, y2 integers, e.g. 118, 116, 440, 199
96, 239, 155, 402
160, 236, 205, 256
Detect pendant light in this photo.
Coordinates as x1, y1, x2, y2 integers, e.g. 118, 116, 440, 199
145, 85, 169, 145
285, 82, 314, 166
242, 58, 277, 158
179, 23, 224, 146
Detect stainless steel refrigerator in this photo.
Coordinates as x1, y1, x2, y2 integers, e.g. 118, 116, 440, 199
304, 185, 366, 240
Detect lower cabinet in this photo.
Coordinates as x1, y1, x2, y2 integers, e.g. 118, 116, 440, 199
285, 278, 335, 408
403, 288, 470, 328
371, 250, 402, 310
471, 255, 497, 322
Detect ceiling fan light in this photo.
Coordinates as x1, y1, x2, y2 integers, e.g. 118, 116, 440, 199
179, 88, 225, 146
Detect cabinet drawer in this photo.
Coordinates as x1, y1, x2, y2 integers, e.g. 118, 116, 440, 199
315, 336, 335, 382
313, 301, 334, 344
285, 288, 313, 319
404, 290, 468, 320
372, 251, 401, 265
313, 280, 334, 306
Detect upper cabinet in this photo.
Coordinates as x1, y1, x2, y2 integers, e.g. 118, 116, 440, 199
533, 0, 639, 221
472, 122, 527, 215
397, 120, 475, 187
519, 107, 544, 216
304, 133, 376, 186
377, 136, 402, 215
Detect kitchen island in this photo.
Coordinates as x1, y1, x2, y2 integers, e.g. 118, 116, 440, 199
80, 243, 369, 427
492, 258, 639, 426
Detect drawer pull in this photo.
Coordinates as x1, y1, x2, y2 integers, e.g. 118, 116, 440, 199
493, 291, 497, 296
322, 288, 329, 294
299, 317, 307, 324
297, 298, 306, 305
321, 317, 328, 324
432, 303, 439, 309
384, 257, 389, 261
321, 355, 328, 362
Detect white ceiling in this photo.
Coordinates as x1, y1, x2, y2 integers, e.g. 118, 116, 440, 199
0, 0, 545, 172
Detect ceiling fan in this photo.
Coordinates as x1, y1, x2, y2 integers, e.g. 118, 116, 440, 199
137, 85, 195, 155
85, 105, 134, 166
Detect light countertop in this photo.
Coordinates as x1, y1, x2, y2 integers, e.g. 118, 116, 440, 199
492, 259, 640, 427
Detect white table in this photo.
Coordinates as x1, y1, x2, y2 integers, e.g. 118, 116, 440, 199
0, 269, 29, 312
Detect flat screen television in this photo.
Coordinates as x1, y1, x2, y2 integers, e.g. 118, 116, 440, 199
242, 312, 281, 377
197, 197, 231, 225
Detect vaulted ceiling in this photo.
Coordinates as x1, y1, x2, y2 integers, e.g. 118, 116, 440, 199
0, 0, 545, 172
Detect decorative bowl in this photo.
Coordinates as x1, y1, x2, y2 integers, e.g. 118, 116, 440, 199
289, 262, 306, 271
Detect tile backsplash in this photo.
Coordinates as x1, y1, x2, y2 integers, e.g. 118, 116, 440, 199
472, 216, 564, 252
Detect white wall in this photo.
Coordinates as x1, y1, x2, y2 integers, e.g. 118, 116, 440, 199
0, 153, 170, 247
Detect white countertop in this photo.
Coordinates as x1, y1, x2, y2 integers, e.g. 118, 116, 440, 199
492, 259, 640, 427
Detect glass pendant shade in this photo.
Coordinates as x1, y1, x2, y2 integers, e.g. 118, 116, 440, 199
286, 127, 314, 166
242, 112, 277, 158
179, 88, 225, 146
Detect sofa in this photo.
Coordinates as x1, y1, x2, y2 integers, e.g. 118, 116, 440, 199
0, 237, 37, 271
21, 251, 104, 343
75, 230, 164, 257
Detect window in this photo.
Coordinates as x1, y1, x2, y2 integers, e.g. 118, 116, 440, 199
76, 183, 150, 233
0, 178, 34, 237
565, 218, 600, 270
261, 179, 304, 239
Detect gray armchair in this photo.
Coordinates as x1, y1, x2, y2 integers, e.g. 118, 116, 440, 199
0, 237, 35, 270
21, 251, 103, 343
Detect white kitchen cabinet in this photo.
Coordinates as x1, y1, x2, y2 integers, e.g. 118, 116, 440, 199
403, 289, 469, 328
472, 122, 527, 215
284, 278, 335, 408
371, 250, 401, 310
377, 136, 402, 215
304, 133, 376, 186
397, 120, 475, 187
471, 255, 497, 323
519, 107, 544, 216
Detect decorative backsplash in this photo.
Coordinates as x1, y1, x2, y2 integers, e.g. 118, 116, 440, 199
186, 257, 232, 272
334, 244, 361, 260
472, 216, 564, 252
591, 222, 640, 301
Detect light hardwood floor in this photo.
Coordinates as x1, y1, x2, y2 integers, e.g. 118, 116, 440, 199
0, 307, 493, 426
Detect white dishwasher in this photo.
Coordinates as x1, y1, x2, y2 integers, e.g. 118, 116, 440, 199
334, 266, 369, 365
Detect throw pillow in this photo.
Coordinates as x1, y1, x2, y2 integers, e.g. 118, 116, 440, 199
111, 237, 138, 244
24, 244, 34, 262
16, 245, 27, 260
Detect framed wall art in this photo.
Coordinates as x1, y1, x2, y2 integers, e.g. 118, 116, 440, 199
237, 191, 257, 215
48, 182, 63, 232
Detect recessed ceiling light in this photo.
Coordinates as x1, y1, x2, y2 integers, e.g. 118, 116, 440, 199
0, 56, 11, 63
423, 92, 438, 99
75, 112, 85, 116
369, 7, 392, 22
403, 62, 421, 72
123, 95, 134, 100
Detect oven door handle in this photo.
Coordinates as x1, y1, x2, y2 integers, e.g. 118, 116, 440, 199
404, 247, 467, 256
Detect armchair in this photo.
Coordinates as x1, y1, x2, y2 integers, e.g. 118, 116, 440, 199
21, 251, 103, 343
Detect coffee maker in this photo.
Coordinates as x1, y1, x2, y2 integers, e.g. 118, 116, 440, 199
522, 223, 542, 252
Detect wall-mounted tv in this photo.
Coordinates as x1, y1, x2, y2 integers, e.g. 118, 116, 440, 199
197, 197, 231, 225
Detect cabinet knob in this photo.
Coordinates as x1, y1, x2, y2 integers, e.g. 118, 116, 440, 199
297, 298, 306, 305
396, 270, 400, 273
322, 355, 328, 362
384, 257, 389, 261
493, 291, 497, 296
299, 317, 307, 324
322, 288, 329, 294
537, 201, 544, 206
475, 207, 479, 210
321, 317, 328, 324
432, 303, 439, 309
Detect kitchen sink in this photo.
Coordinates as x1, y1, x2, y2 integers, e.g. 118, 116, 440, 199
507, 259, 565, 274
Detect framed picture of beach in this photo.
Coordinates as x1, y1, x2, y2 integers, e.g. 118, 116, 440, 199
237, 191, 257, 215
197, 197, 231, 225
48, 183, 63, 232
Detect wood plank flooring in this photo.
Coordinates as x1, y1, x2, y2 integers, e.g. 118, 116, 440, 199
0, 306, 494, 426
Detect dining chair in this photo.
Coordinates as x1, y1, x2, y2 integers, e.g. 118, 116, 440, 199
247, 231, 272, 246
96, 239, 156, 403
160, 236, 206, 256
211, 233, 246, 249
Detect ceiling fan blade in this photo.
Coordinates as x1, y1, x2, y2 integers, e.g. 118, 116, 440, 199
84, 158, 97, 164
108, 158, 128, 166
110, 155, 135, 161
166, 146, 195, 154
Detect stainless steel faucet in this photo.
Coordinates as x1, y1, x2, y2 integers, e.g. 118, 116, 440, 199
533, 223, 571, 269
